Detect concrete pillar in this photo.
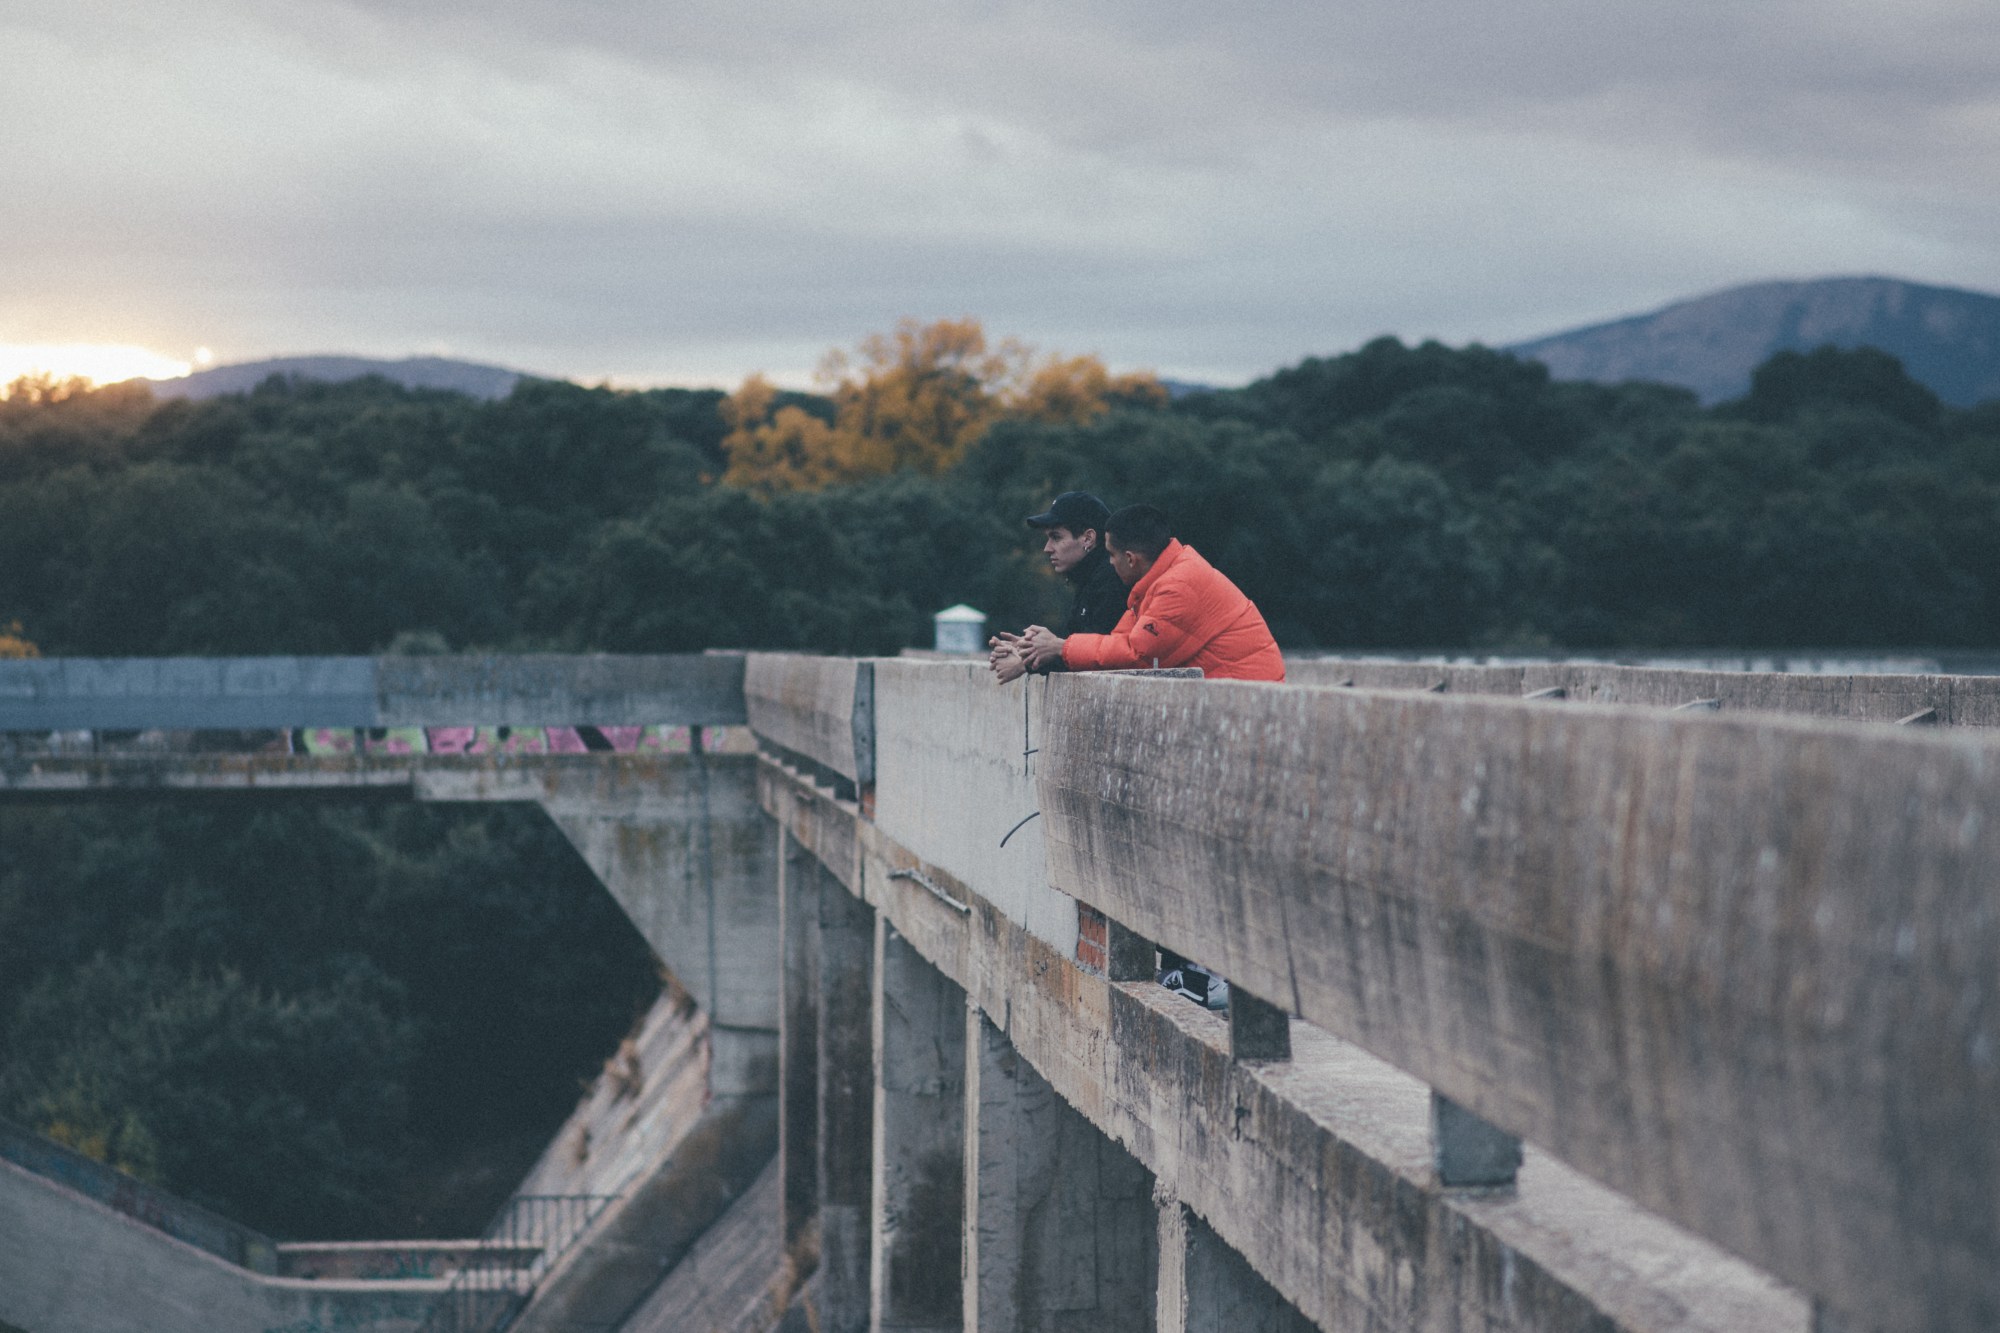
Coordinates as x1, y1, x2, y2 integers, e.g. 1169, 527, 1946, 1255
1106, 920, 1156, 983
1227, 989, 1291, 1063
1156, 1197, 1312, 1333
818, 876, 876, 1333
964, 1010, 1155, 1333
872, 919, 966, 1333
780, 831, 821, 1253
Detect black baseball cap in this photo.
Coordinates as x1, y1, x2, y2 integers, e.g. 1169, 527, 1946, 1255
1025, 491, 1110, 534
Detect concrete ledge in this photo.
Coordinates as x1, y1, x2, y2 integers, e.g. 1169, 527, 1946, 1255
1287, 657, 2000, 725
1040, 674, 2000, 1331
760, 761, 1804, 1333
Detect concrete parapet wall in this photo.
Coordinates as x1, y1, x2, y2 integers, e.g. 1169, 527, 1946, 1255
1287, 655, 2000, 724
764, 756, 1802, 1333
744, 654, 874, 786
0, 653, 746, 731
1039, 673, 2000, 1331
872, 660, 1076, 956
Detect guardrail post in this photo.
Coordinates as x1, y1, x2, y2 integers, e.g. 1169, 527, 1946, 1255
1430, 1093, 1521, 1188
1227, 989, 1291, 1063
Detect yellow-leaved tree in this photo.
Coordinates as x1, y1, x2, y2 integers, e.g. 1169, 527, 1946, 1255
722, 318, 1164, 492
0, 620, 38, 659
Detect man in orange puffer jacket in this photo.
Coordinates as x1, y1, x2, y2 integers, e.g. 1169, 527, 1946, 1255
1018, 504, 1285, 682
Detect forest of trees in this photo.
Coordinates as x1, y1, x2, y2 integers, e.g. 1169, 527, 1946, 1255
3, 322, 1997, 1240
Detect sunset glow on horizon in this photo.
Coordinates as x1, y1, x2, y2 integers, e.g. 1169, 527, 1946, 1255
0, 343, 205, 393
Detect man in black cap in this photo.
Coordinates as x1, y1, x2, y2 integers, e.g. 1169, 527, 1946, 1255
988, 491, 1128, 683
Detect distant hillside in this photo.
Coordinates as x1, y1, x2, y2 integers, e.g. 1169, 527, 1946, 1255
1509, 277, 2000, 406
145, 355, 527, 401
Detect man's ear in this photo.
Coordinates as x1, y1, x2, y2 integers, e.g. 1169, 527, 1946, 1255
1082, 530, 1097, 552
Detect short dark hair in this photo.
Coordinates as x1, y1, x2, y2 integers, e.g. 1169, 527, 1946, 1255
1105, 505, 1172, 560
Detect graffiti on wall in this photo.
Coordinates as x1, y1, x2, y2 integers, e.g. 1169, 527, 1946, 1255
291, 724, 757, 757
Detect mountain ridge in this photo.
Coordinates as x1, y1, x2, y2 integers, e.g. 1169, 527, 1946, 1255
143, 354, 527, 401
1508, 276, 2000, 406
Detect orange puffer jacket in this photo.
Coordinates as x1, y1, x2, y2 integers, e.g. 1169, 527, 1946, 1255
1060, 539, 1285, 681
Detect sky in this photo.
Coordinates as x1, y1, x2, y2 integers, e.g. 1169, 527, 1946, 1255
3, 0, 1998, 388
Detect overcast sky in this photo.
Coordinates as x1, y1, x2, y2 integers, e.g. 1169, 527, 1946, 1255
4, 0, 1998, 386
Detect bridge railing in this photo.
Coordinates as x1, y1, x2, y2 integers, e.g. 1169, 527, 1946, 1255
1037, 672, 1998, 1333
745, 650, 1999, 1333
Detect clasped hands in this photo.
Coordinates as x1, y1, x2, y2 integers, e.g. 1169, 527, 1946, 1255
987, 626, 1065, 683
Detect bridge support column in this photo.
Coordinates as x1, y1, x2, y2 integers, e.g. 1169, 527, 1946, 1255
963, 1010, 1154, 1333
780, 832, 821, 1255
817, 875, 876, 1333
872, 919, 966, 1333
1155, 1196, 1314, 1333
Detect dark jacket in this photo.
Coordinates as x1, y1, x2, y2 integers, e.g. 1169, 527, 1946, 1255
1060, 546, 1130, 637
1030, 547, 1129, 674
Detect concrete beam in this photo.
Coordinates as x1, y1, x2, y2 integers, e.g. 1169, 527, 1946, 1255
1039, 673, 2000, 1331
0, 653, 745, 731
764, 761, 1802, 1333
536, 754, 781, 1034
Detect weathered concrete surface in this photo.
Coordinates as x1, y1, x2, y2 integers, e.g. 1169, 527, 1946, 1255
872, 660, 1076, 956
0, 1113, 276, 1273
618, 1158, 793, 1333
0, 653, 745, 731
965, 1011, 1155, 1333
815, 858, 876, 1333
0, 1157, 442, 1333
744, 654, 874, 787
873, 919, 967, 1333
779, 831, 822, 1252
535, 754, 781, 1035
769, 758, 1803, 1333
275, 1239, 538, 1280
509, 983, 710, 1202
1158, 1200, 1314, 1333
509, 1094, 778, 1333
1039, 673, 2000, 1332
375, 653, 746, 726
1286, 656, 2000, 725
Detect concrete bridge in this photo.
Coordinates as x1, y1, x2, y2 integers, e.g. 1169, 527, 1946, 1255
0, 652, 1996, 1333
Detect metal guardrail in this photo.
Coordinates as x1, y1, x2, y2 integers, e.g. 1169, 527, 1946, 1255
0, 1114, 278, 1273
413, 1194, 616, 1333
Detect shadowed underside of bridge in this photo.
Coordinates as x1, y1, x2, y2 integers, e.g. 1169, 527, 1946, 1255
2, 652, 1997, 1333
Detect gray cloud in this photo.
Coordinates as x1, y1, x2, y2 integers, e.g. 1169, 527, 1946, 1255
3, 0, 1996, 384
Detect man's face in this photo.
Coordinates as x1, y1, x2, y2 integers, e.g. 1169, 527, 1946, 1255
1042, 525, 1095, 575
1106, 541, 1147, 586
